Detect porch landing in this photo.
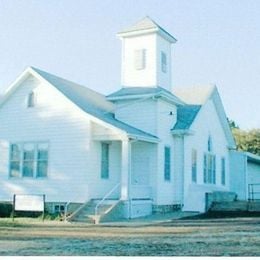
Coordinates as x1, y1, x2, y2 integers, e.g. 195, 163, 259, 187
98, 211, 200, 226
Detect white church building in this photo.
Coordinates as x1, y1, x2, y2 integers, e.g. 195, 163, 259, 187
0, 17, 254, 220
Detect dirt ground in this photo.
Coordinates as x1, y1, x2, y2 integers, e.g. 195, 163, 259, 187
0, 217, 260, 256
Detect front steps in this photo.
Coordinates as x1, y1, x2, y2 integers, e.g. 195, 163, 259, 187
69, 199, 120, 224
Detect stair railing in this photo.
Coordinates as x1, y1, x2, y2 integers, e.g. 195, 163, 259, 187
248, 183, 260, 201
95, 182, 120, 216
65, 199, 90, 222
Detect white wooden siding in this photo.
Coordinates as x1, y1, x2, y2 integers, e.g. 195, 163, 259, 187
183, 98, 231, 212
154, 100, 177, 205
121, 34, 157, 87
114, 99, 158, 136
0, 75, 121, 202
248, 162, 260, 185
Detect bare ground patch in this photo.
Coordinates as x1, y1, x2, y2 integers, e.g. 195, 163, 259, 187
0, 217, 259, 256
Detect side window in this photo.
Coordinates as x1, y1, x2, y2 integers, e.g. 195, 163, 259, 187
203, 153, 216, 184
37, 143, 49, 178
9, 142, 49, 178
164, 146, 171, 181
10, 144, 21, 178
101, 143, 109, 179
208, 136, 212, 152
191, 149, 197, 183
27, 91, 36, 108
161, 51, 167, 73
221, 157, 226, 185
134, 49, 146, 70
22, 143, 35, 177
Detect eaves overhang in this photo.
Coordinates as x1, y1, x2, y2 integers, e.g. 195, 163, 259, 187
171, 129, 195, 136
107, 91, 185, 106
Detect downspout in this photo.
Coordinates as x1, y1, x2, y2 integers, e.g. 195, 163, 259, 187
181, 135, 185, 208
244, 153, 248, 200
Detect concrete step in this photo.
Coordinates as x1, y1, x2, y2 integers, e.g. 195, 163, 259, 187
73, 217, 94, 223
210, 201, 260, 212
71, 199, 119, 223
79, 205, 114, 215
248, 201, 260, 212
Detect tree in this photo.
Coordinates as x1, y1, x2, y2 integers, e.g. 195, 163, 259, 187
228, 119, 260, 156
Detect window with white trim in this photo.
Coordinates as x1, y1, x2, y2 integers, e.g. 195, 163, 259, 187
191, 149, 197, 183
203, 135, 216, 184
161, 51, 167, 73
27, 91, 36, 108
164, 146, 171, 181
37, 143, 49, 178
9, 142, 49, 178
54, 204, 65, 214
208, 136, 212, 152
134, 49, 146, 70
22, 143, 34, 177
101, 142, 109, 179
10, 144, 21, 178
203, 153, 216, 184
221, 157, 226, 185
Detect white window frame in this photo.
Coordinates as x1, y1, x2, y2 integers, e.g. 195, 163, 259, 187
101, 142, 109, 179
9, 144, 22, 178
53, 203, 65, 214
9, 142, 49, 179
161, 51, 167, 73
164, 146, 171, 181
27, 91, 36, 108
203, 153, 216, 184
221, 157, 226, 185
191, 149, 197, 183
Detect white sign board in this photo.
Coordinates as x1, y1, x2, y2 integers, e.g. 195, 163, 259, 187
14, 194, 44, 212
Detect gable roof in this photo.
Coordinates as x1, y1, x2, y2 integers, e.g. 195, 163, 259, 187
173, 85, 236, 148
1, 67, 158, 142
173, 85, 215, 105
117, 16, 177, 43
172, 105, 201, 130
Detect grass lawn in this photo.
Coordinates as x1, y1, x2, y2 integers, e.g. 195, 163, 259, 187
0, 217, 260, 256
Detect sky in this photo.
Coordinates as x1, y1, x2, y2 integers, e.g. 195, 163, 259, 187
0, 0, 259, 130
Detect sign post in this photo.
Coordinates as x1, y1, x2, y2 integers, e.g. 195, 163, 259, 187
13, 194, 45, 221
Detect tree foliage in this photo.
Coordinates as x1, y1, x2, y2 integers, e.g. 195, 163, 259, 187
228, 119, 260, 156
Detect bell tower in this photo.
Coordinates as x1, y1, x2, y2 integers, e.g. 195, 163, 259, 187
117, 17, 177, 91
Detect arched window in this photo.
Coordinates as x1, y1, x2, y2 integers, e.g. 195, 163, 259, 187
207, 136, 212, 152
27, 91, 35, 108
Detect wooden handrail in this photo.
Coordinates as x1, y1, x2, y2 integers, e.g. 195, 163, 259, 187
95, 182, 120, 216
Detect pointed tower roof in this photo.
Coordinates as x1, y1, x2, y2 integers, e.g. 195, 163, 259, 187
117, 16, 177, 43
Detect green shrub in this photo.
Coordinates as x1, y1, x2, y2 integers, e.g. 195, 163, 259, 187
0, 203, 12, 217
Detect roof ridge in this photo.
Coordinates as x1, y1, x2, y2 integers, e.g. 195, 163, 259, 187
31, 66, 103, 97
117, 16, 177, 42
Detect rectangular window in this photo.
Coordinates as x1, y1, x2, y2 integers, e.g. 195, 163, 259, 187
221, 157, 226, 185
203, 153, 216, 184
27, 92, 35, 108
135, 49, 146, 70
9, 142, 48, 178
191, 149, 197, 183
10, 144, 21, 178
54, 204, 65, 214
164, 146, 171, 181
101, 143, 109, 179
22, 143, 35, 177
161, 51, 167, 73
37, 143, 49, 178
